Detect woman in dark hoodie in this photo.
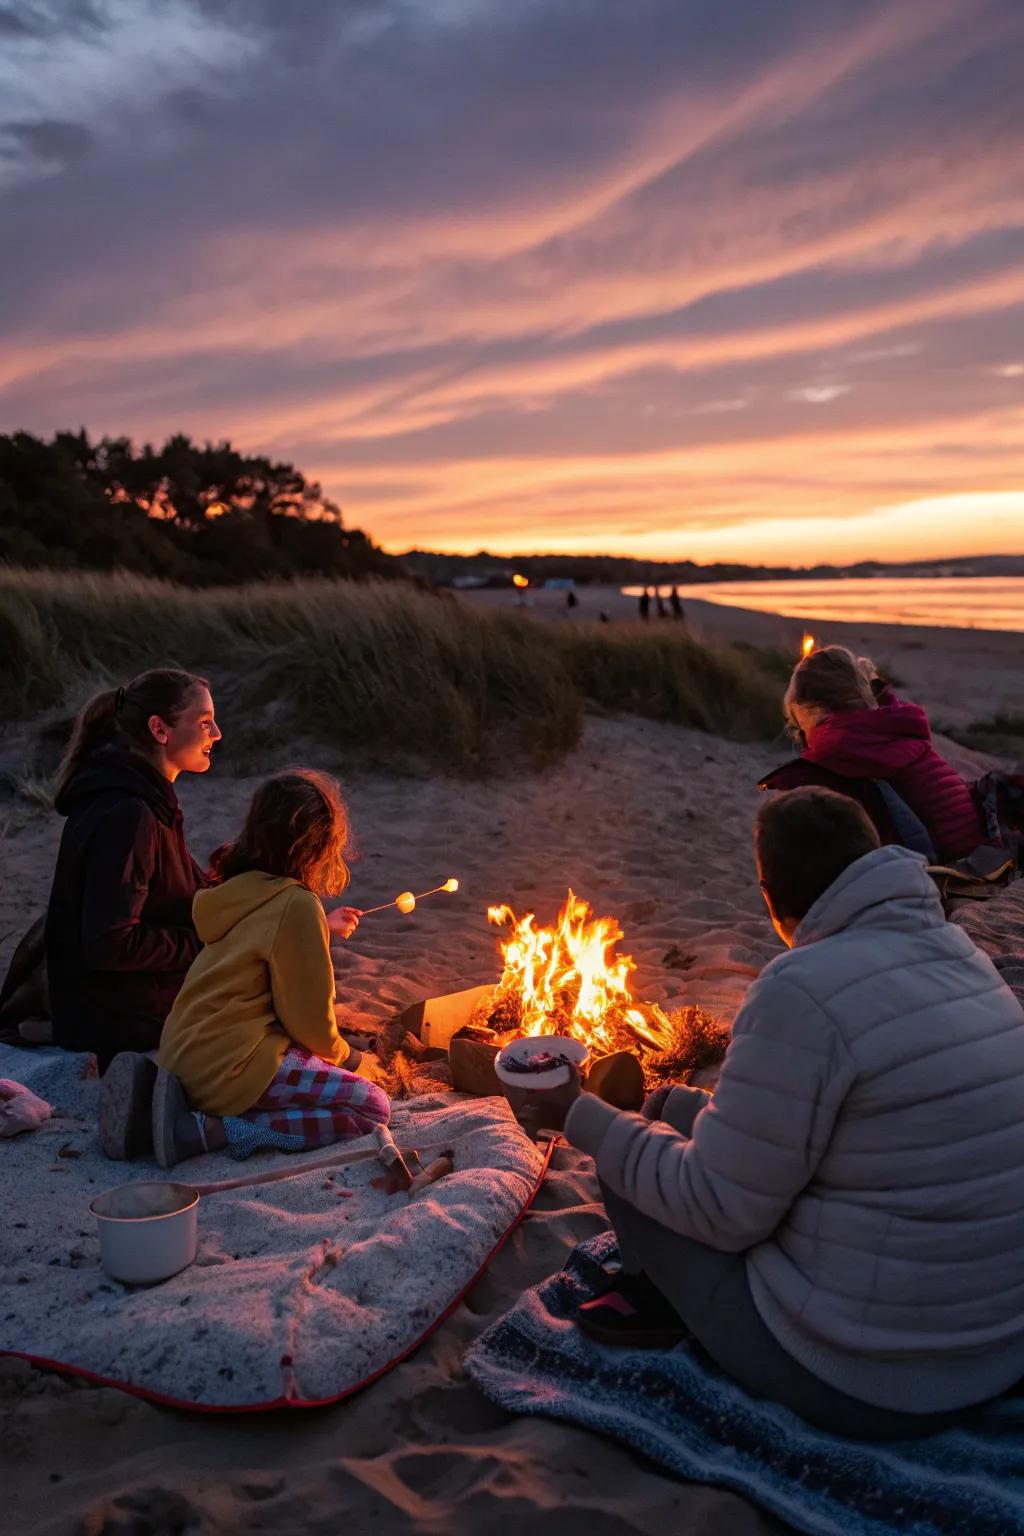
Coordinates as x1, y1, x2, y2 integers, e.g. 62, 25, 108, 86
46, 670, 221, 1082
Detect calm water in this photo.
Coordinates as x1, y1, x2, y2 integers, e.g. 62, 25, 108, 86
625, 577, 1024, 633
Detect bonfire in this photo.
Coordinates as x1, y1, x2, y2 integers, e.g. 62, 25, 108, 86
470, 889, 729, 1090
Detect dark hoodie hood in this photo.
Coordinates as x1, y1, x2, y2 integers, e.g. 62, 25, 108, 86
54, 744, 181, 826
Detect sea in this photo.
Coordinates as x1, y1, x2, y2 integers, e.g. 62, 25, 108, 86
635, 576, 1024, 633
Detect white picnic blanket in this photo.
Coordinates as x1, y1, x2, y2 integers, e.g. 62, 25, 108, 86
0, 1046, 543, 1408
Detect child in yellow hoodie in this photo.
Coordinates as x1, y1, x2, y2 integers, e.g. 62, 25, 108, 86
145, 769, 389, 1165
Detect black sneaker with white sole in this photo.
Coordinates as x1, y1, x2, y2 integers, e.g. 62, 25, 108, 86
576, 1271, 690, 1349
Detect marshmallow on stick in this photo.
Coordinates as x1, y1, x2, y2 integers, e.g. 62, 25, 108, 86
360, 878, 459, 918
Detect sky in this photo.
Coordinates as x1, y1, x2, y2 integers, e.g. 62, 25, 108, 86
1, 0, 1023, 565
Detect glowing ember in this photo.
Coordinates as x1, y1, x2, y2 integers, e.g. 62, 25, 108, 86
801, 632, 816, 657
484, 889, 679, 1059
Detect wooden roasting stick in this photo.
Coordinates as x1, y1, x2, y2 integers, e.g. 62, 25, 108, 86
192, 1126, 444, 1197
359, 878, 459, 918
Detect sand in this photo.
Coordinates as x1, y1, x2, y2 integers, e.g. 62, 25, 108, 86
0, 606, 1013, 1536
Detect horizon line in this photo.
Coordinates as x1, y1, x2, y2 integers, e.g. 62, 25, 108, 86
394, 547, 1024, 569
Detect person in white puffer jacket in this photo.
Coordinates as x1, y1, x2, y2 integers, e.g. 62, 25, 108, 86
565, 785, 1024, 1439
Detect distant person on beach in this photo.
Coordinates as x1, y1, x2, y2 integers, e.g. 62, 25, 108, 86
669, 586, 686, 624
562, 787, 1024, 1438
656, 590, 669, 619
45, 670, 219, 1087
760, 645, 985, 863
566, 589, 579, 611
110, 769, 390, 1168
638, 588, 651, 621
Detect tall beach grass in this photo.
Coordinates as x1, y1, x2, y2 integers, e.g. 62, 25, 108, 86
0, 568, 784, 775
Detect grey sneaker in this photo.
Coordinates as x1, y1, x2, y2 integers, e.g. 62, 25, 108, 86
100, 1052, 158, 1160
152, 1068, 194, 1168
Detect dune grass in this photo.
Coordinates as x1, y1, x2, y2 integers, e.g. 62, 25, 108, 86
0, 568, 784, 775
558, 627, 783, 739
944, 712, 1024, 760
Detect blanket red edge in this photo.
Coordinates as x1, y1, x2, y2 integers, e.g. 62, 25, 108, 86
1, 1135, 557, 1413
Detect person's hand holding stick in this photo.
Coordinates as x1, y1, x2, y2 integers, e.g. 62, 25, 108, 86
325, 905, 362, 940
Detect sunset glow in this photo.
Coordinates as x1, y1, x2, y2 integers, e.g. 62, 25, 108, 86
1, 2, 1022, 564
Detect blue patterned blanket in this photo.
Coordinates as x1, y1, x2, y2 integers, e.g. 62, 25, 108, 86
465, 1232, 1024, 1536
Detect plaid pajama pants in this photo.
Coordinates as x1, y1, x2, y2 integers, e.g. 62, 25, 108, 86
222, 1047, 390, 1159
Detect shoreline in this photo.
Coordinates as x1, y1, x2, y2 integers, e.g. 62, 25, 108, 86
461, 586, 1024, 729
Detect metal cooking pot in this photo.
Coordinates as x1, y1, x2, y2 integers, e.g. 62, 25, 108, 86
90, 1180, 199, 1284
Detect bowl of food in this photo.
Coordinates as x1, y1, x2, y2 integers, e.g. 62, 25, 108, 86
90, 1180, 199, 1284
494, 1034, 590, 1096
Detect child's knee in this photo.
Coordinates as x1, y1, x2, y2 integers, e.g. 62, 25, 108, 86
365, 1085, 391, 1125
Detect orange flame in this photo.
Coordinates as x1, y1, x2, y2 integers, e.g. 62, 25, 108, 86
487, 889, 675, 1055
801, 632, 816, 658
512, 573, 529, 588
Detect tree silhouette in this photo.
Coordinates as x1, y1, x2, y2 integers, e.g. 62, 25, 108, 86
0, 430, 395, 585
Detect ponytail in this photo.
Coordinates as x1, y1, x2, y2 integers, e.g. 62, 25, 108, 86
55, 690, 120, 801
56, 668, 209, 801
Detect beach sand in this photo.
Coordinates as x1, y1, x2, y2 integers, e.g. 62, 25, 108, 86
0, 609, 1011, 1536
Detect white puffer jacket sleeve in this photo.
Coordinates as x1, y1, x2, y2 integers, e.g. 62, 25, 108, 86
565, 971, 857, 1251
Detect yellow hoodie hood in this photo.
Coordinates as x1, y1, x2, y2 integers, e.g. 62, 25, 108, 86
193, 873, 299, 944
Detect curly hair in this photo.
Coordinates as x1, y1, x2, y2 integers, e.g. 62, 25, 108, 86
209, 769, 351, 895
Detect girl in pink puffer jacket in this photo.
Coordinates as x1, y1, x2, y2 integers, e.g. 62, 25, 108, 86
772, 646, 984, 862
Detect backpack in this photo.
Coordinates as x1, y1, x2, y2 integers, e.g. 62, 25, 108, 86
759, 759, 1018, 904
759, 759, 936, 858
974, 772, 1024, 872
